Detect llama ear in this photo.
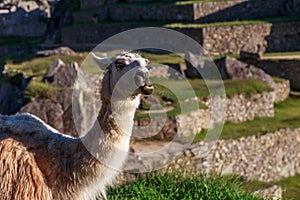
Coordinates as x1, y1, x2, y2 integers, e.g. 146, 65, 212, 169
91, 52, 113, 70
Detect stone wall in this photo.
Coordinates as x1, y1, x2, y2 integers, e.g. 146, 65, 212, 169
62, 21, 300, 56
202, 23, 272, 56
73, 7, 108, 24
76, 0, 291, 23
168, 128, 300, 182
195, 0, 286, 23
62, 24, 132, 44
74, 4, 194, 23
125, 128, 300, 183
133, 91, 275, 139
80, 0, 104, 9
202, 21, 300, 56
194, 0, 246, 22
0, 9, 47, 37
253, 185, 282, 200
274, 80, 290, 103
215, 92, 275, 123
109, 4, 194, 22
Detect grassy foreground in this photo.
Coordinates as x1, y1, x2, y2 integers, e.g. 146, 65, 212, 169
107, 173, 262, 200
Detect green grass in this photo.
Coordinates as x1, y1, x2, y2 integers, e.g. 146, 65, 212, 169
273, 77, 287, 83
164, 20, 267, 28
262, 16, 300, 23
136, 78, 272, 119
194, 97, 300, 141
24, 81, 62, 99
73, 19, 265, 29
240, 174, 300, 200
107, 173, 262, 200
5, 53, 89, 98
263, 51, 300, 57
274, 174, 300, 200
223, 79, 273, 98
108, 0, 231, 7
176, 0, 233, 5
139, 52, 185, 64
152, 78, 272, 101
6, 53, 88, 77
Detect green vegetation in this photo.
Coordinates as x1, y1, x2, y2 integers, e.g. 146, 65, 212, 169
223, 79, 273, 98
263, 51, 300, 59
156, 78, 272, 100
6, 53, 88, 77
194, 97, 300, 141
6, 53, 88, 98
273, 77, 286, 83
239, 174, 300, 200
165, 20, 266, 28
136, 78, 272, 119
176, 0, 232, 5
24, 81, 62, 99
275, 174, 300, 200
109, 0, 231, 7
139, 52, 185, 64
262, 16, 300, 23
107, 173, 262, 200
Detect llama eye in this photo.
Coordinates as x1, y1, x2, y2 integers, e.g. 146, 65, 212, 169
115, 62, 127, 70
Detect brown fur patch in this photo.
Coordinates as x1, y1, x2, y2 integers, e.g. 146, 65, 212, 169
0, 137, 52, 200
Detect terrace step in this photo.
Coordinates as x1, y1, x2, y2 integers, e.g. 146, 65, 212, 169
62, 21, 300, 56
74, 0, 294, 24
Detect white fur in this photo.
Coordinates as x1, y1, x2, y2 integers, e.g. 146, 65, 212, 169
0, 52, 151, 200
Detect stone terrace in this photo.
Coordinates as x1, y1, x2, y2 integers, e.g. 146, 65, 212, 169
62, 0, 300, 55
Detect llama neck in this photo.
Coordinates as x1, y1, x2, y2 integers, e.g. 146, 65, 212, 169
70, 96, 140, 200
110, 95, 141, 136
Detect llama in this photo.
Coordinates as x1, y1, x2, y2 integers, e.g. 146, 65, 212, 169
0, 52, 153, 200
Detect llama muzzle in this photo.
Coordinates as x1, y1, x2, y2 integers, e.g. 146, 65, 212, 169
140, 84, 154, 95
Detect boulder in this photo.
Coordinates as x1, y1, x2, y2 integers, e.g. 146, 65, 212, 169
253, 185, 282, 200
20, 97, 64, 133
184, 52, 275, 87
54, 89, 79, 137
215, 57, 275, 87
44, 60, 83, 137
184, 51, 202, 79
36, 46, 76, 57
41, 60, 100, 137
44, 59, 80, 87
184, 52, 226, 79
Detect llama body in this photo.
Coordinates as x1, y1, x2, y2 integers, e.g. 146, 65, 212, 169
0, 52, 153, 200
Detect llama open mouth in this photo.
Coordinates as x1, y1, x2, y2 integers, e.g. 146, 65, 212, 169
139, 84, 154, 95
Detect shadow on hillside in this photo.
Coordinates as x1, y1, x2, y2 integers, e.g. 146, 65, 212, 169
196, 0, 290, 23
265, 21, 300, 53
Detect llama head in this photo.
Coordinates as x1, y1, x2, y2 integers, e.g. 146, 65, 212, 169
92, 52, 153, 103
